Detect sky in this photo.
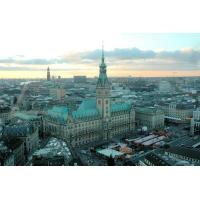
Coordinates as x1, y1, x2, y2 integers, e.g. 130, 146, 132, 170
0, 0, 200, 78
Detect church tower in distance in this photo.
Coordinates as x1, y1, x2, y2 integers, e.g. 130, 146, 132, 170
47, 66, 51, 81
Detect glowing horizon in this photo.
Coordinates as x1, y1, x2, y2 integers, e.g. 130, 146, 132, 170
1, 70, 200, 79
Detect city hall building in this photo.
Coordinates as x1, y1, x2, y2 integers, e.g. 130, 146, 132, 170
43, 47, 135, 147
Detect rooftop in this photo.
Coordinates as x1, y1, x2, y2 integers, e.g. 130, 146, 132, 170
97, 148, 124, 158
15, 112, 40, 121
48, 106, 68, 122
145, 153, 171, 166
111, 102, 132, 113
136, 107, 163, 115
73, 99, 99, 119
166, 146, 200, 160
47, 99, 132, 122
2, 136, 24, 150
33, 137, 71, 159
3, 124, 35, 136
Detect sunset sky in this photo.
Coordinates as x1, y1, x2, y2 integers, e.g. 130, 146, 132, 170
0, 0, 200, 78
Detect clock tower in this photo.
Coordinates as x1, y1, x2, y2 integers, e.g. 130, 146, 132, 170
96, 43, 111, 119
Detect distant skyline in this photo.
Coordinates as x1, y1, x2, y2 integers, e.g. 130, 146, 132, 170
0, 1, 200, 78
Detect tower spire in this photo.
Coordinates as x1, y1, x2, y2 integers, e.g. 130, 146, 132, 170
102, 41, 104, 63
47, 66, 50, 81
97, 42, 110, 88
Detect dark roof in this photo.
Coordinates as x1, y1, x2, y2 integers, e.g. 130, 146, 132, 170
166, 146, 200, 160
145, 153, 171, 166
3, 124, 34, 136
176, 104, 195, 110
2, 136, 24, 150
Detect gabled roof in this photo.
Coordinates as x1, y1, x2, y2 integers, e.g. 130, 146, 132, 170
73, 99, 99, 119
47, 99, 100, 122
47, 99, 132, 122
48, 106, 68, 122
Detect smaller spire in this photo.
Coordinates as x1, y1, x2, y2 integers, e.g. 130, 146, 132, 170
102, 41, 104, 63
47, 66, 51, 81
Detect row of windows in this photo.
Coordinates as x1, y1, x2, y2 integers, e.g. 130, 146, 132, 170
98, 100, 109, 104
111, 115, 129, 120
66, 120, 101, 129
166, 152, 200, 163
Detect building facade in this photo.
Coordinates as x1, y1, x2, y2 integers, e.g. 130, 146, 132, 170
49, 88, 66, 101
43, 46, 135, 147
135, 107, 164, 130
160, 103, 193, 123
2, 137, 25, 166
165, 146, 200, 164
190, 108, 200, 135
3, 124, 39, 158
0, 141, 15, 166
0, 106, 11, 124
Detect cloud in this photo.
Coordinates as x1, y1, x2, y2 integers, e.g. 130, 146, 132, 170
157, 49, 200, 64
84, 48, 200, 64
82, 48, 200, 70
0, 66, 33, 71
83, 48, 156, 60
0, 47, 200, 72
0, 58, 67, 65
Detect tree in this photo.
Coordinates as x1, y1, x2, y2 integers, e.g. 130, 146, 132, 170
107, 155, 115, 166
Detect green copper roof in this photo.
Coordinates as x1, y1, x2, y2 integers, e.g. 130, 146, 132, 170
97, 72, 110, 87
47, 99, 100, 122
15, 112, 40, 120
48, 106, 68, 122
73, 99, 99, 119
111, 103, 132, 112
44, 81, 54, 86
48, 101, 132, 122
